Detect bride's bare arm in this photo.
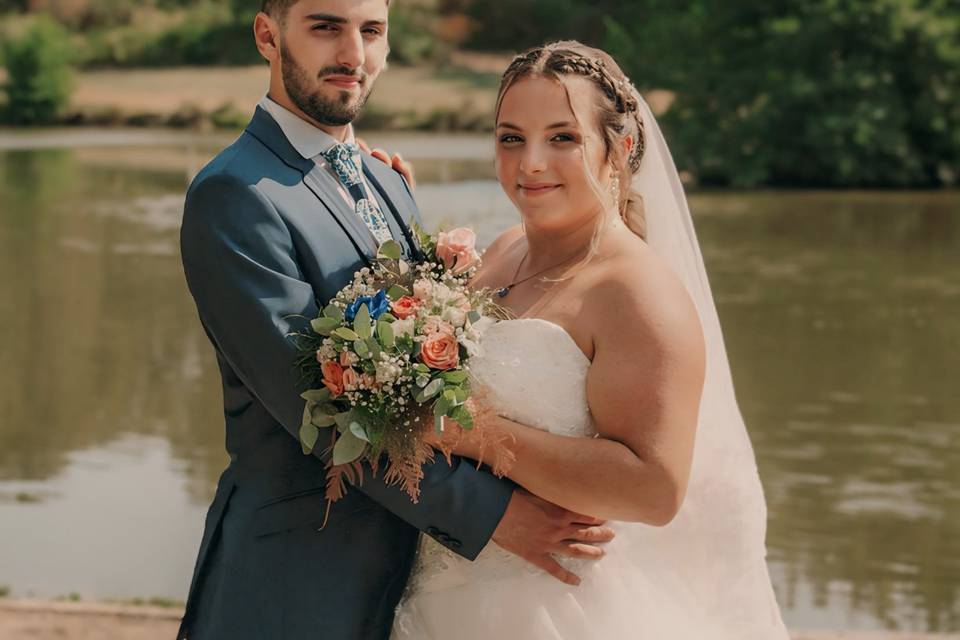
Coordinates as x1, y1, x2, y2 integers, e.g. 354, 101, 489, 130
455, 251, 706, 525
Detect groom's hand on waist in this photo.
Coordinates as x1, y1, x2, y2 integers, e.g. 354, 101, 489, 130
490, 488, 615, 586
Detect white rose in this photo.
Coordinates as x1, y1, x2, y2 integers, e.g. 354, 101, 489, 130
392, 317, 415, 337
441, 305, 467, 328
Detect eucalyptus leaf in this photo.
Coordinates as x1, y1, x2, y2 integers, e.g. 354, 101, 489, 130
300, 423, 320, 455
386, 285, 410, 301
334, 327, 360, 341
443, 389, 458, 404
441, 370, 469, 384
310, 404, 337, 427
353, 303, 372, 339
332, 429, 367, 465
415, 375, 430, 389
451, 404, 474, 429
380, 313, 397, 323
434, 395, 451, 417
415, 378, 444, 403
334, 411, 354, 433
399, 260, 411, 276
377, 240, 403, 261
349, 421, 370, 442
467, 311, 481, 325
365, 337, 382, 360
311, 317, 340, 336
378, 321, 396, 348
301, 389, 332, 403
323, 304, 344, 321
354, 339, 371, 359
301, 403, 313, 429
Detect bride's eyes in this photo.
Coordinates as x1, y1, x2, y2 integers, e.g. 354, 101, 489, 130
551, 133, 579, 144
498, 135, 524, 146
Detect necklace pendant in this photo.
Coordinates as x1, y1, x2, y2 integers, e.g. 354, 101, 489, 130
496, 287, 511, 298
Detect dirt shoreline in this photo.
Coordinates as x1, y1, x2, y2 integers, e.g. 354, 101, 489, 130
1, 600, 957, 640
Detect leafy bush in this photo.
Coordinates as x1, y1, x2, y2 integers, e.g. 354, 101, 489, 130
1, 15, 74, 125
606, 0, 960, 187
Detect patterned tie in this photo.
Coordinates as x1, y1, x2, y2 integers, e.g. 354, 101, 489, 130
321, 143, 394, 245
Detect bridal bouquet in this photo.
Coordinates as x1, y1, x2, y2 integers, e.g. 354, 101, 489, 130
291, 227, 504, 519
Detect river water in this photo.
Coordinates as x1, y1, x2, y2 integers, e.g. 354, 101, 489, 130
0, 129, 957, 633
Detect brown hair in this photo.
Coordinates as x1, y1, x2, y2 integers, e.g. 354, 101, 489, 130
496, 40, 647, 239
261, 0, 392, 24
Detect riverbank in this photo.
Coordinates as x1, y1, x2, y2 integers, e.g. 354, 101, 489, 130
0, 55, 675, 132
0, 600, 957, 640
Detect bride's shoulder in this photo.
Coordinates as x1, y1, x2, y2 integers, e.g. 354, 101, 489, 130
585, 232, 702, 344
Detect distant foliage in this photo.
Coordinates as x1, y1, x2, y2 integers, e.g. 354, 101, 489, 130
2, 15, 74, 125
605, 0, 960, 187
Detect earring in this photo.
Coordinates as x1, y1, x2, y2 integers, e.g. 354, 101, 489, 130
609, 175, 621, 208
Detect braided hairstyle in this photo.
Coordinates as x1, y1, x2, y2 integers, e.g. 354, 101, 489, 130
497, 41, 647, 239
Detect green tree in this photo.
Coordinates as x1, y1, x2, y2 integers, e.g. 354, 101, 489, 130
606, 0, 960, 187
2, 15, 74, 125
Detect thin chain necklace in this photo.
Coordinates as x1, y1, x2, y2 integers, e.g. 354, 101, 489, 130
496, 242, 587, 299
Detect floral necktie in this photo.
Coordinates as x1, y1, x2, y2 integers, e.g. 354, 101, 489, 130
321, 143, 393, 245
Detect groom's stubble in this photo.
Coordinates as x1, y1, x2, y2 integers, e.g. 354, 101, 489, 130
279, 34, 377, 127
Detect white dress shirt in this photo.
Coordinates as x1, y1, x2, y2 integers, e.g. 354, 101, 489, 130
257, 95, 390, 229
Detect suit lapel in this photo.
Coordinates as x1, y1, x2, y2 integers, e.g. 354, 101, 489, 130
301, 166, 380, 260
362, 157, 422, 261
244, 106, 378, 264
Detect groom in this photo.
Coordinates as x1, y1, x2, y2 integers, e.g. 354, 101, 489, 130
178, 1, 614, 638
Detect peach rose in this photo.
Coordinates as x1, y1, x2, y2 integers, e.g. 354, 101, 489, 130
361, 373, 378, 390
341, 367, 361, 391
422, 315, 455, 337
419, 332, 460, 370
391, 295, 421, 320
339, 351, 359, 367
435, 228, 480, 274
321, 360, 344, 397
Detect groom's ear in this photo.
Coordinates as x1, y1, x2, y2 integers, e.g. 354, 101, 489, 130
254, 11, 281, 63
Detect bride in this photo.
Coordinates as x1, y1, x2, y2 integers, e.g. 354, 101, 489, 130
391, 41, 790, 639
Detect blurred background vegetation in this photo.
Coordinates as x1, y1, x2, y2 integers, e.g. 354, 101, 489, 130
0, 0, 957, 185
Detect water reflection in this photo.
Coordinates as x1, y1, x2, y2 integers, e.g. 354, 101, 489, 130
0, 139, 957, 632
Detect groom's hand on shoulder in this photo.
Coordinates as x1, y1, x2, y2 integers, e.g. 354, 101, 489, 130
491, 488, 615, 586
357, 137, 417, 190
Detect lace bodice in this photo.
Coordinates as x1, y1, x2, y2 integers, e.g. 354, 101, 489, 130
404, 318, 597, 595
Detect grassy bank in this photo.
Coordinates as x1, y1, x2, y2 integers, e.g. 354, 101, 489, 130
0, 54, 507, 132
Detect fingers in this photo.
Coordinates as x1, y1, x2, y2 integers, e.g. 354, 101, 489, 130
555, 542, 605, 560
356, 137, 371, 153
563, 525, 616, 544
569, 514, 606, 526
530, 554, 581, 586
370, 148, 391, 165
391, 153, 416, 190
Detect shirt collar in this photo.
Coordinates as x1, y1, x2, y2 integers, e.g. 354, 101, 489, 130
258, 95, 356, 161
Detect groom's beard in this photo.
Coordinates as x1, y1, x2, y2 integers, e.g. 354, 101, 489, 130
280, 45, 373, 127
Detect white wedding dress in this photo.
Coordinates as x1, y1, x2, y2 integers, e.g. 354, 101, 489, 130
393, 88, 789, 639
390, 319, 789, 640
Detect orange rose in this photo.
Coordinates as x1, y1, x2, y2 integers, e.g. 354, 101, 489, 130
321, 360, 344, 397
419, 332, 460, 370
391, 295, 421, 320
435, 227, 480, 274
341, 367, 361, 391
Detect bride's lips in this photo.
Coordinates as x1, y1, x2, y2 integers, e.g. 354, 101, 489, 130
518, 182, 562, 197
324, 75, 363, 89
